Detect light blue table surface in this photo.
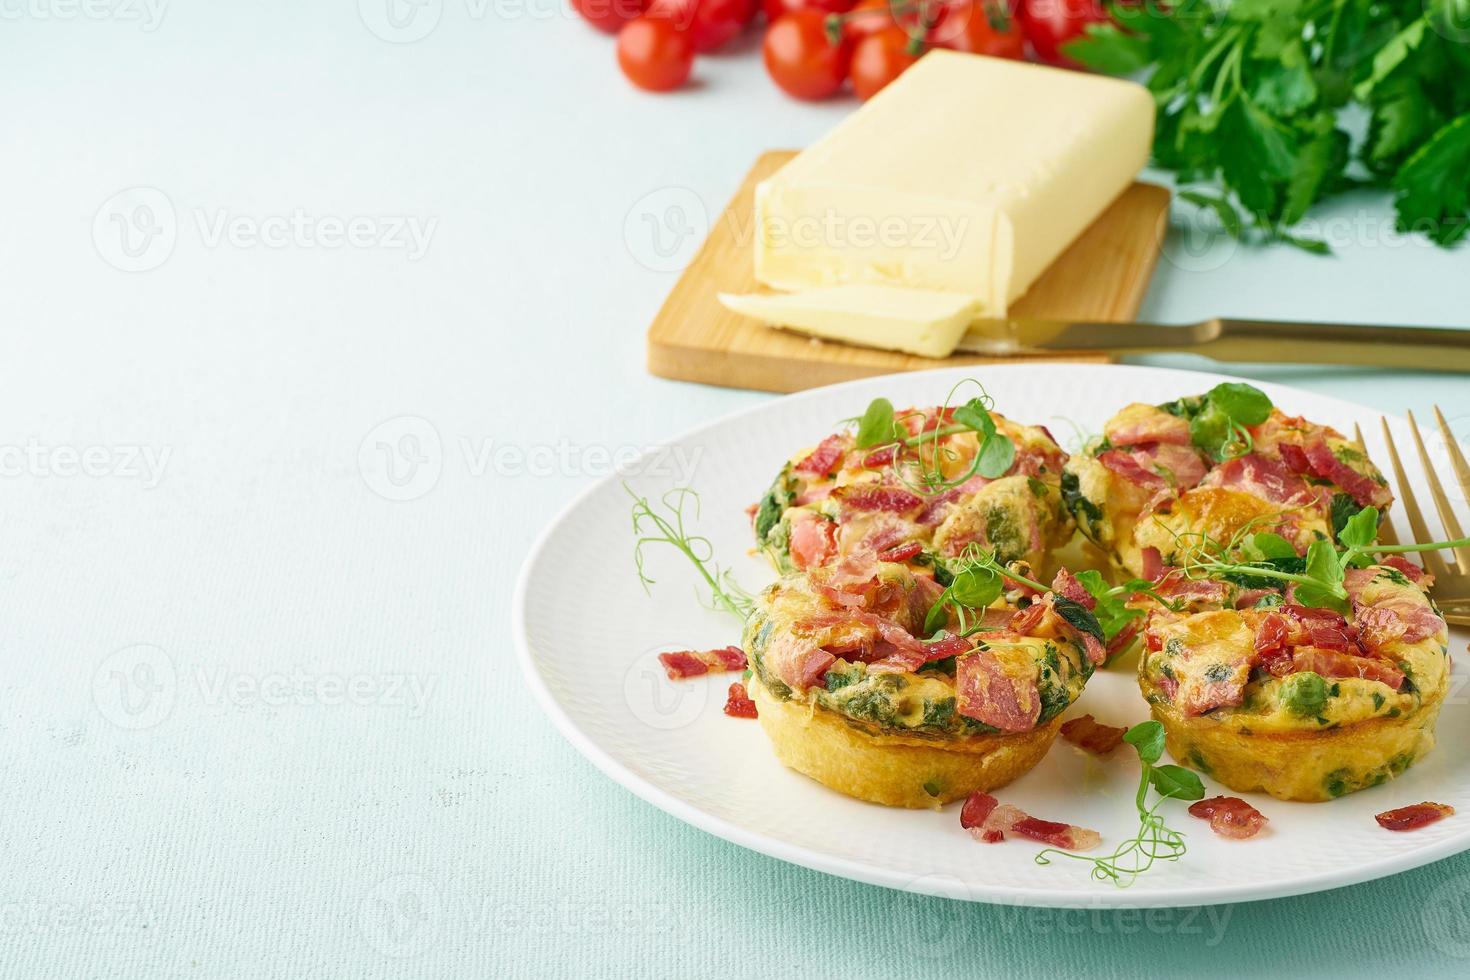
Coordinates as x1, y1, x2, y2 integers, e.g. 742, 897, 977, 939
2, 7, 1468, 979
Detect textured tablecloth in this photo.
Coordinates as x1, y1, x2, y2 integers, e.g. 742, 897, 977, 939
2, 5, 1469, 978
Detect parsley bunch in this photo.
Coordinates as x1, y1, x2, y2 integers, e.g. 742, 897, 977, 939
1070, 0, 1470, 249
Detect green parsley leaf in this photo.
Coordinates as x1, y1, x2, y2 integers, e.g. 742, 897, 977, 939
1393, 112, 1470, 246
1282, 124, 1345, 226
1062, 22, 1151, 74
1252, 61, 1318, 116
1179, 190, 1244, 238
1218, 97, 1298, 215
1367, 77, 1440, 167
1355, 16, 1429, 101
1271, 230, 1332, 255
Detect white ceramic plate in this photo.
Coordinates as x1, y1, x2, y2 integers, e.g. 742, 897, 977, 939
513, 364, 1470, 907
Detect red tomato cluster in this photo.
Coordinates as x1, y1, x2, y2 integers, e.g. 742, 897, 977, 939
587, 0, 1110, 99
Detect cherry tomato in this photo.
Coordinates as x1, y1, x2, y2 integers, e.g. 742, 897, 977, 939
931, 0, 1025, 58
840, 0, 896, 41
1017, 0, 1108, 67
618, 16, 696, 92
763, 0, 855, 24
849, 24, 921, 100
649, 0, 756, 52
763, 10, 851, 100
573, 0, 648, 34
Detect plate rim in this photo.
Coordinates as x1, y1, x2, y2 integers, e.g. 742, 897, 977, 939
512, 362, 1470, 908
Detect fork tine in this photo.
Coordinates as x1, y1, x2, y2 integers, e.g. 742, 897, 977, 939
1356, 423, 1399, 546
1431, 405, 1470, 567
1380, 416, 1452, 579
1407, 410, 1469, 571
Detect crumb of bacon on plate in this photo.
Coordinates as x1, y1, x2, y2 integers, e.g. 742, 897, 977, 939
960, 791, 1101, 850
1189, 796, 1269, 839
657, 645, 746, 680
1059, 714, 1128, 756
1375, 802, 1455, 831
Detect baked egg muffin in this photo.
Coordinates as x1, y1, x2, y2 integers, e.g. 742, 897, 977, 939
1064, 392, 1393, 580
1136, 559, 1449, 802
742, 553, 1106, 808
753, 405, 1072, 576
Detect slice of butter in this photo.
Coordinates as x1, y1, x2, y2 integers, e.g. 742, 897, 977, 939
718, 286, 981, 358
754, 49, 1153, 316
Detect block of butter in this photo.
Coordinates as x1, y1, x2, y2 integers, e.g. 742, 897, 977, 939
718, 286, 981, 358
753, 50, 1154, 316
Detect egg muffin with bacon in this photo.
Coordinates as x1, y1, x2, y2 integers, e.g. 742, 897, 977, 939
752, 400, 1073, 578
1137, 559, 1449, 802
742, 553, 1107, 808
1063, 385, 1393, 580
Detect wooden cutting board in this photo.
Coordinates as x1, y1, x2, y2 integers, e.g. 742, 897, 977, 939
646, 151, 1170, 394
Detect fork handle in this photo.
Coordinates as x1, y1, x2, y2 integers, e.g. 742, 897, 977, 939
1197, 320, 1470, 373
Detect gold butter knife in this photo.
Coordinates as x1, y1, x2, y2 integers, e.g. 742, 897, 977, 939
955, 318, 1470, 372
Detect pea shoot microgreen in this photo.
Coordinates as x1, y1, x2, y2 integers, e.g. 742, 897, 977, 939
1072, 570, 1149, 646
1152, 504, 1470, 615
920, 540, 1167, 650
922, 544, 1047, 636
628, 484, 753, 621
847, 380, 1017, 497
1179, 382, 1275, 461
1034, 721, 1203, 887
854, 397, 903, 450
923, 562, 1003, 636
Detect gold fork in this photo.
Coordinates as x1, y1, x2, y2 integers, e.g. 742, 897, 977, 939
1355, 409, 1470, 627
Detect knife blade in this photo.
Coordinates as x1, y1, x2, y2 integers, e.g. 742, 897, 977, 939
954, 317, 1470, 372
